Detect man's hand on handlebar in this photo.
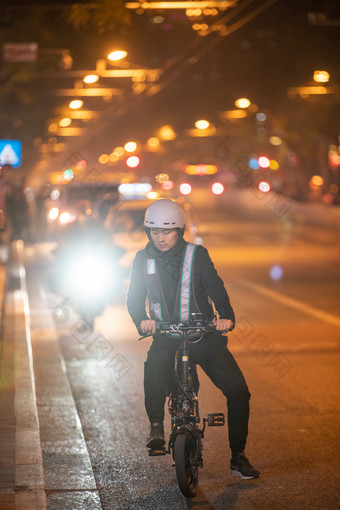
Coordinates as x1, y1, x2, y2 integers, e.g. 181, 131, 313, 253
139, 318, 234, 338
140, 319, 157, 335
213, 318, 234, 333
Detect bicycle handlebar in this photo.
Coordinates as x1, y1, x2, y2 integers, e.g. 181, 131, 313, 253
157, 321, 215, 335
138, 319, 234, 341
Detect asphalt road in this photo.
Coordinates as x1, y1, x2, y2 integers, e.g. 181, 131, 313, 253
24, 188, 340, 509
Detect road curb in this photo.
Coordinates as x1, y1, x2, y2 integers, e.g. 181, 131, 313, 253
11, 241, 47, 509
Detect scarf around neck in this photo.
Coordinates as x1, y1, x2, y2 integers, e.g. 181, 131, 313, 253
145, 238, 187, 281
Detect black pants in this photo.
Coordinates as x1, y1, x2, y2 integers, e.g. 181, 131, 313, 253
144, 333, 250, 452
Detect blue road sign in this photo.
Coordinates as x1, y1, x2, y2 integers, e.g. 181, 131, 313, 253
0, 139, 22, 168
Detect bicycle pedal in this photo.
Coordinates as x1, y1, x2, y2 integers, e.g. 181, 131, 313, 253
206, 413, 225, 426
148, 447, 167, 456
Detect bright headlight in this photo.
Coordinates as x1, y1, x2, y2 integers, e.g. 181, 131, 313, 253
64, 252, 115, 298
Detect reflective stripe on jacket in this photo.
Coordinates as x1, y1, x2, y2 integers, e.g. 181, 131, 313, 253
144, 243, 200, 325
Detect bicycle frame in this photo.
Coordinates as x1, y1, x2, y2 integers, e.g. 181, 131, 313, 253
167, 330, 203, 464
139, 314, 226, 497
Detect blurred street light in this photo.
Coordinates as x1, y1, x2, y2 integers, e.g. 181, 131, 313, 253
287, 85, 340, 98
59, 117, 72, 127
51, 87, 123, 97
83, 74, 100, 84
124, 141, 138, 152
195, 119, 210, 129
179, 183, 192, 195
126, 155, 140, 168
69, 100, 83, 109
68, 110, 100, 120
212, 182, 224, 195
235, 97, 251, 108
220, 109, 247, 120
126, 1, 235, 9
158, 125, 177, 140
107, 50, 128, 61
57, 127, 87, 136
313, 70, 330, 83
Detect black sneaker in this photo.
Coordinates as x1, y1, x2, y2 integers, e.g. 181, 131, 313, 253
146, 422, 165, 450
230, 451, 260, 479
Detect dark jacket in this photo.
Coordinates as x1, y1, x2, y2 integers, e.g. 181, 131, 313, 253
126, 239, 235, 332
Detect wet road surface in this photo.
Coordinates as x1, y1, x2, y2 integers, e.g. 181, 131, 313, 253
23, 190, 340, 509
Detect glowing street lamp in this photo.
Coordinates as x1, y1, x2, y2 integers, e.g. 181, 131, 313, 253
108, 50, 128, 62
59, 117, 72, 127
235, 97, 251, 109
126, 155, 140, 168
313, 70, 330, 83
147, 137, 160, 151
69, 99, 83, 109
158, 125, 177, 141
83, 74, 99, 84
126, 1, 234, 9
124, 141, 137, 152
195, 119, 210, 130
179, 183, 192, 195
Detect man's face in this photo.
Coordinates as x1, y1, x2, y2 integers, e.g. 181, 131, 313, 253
150, 228, 179, 252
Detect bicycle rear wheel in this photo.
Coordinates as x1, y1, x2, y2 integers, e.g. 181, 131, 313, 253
174, 431, 199, 498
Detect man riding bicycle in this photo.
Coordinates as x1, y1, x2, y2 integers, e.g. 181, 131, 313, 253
126, 199, 259, 479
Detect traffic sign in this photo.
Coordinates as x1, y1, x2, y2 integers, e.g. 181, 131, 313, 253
0, 140, 22, 168
2, 43, 38, 63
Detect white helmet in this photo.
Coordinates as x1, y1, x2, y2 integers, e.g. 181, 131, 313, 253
144, 199, 185, 228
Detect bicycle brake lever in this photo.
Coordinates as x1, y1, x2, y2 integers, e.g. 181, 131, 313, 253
138, 333, 152, 341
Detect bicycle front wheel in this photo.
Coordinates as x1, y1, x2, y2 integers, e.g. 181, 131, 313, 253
174, 431, 199, 498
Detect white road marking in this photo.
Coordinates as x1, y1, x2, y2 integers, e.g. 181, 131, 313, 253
237, 278, 340, 328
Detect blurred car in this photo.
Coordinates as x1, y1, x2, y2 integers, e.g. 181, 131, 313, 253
47, 181, 120, 236
104, 194, 201, 269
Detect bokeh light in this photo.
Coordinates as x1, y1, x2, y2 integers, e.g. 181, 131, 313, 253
211, 182, 225, 195
195, 119, 210, 130
113, 146, 125, 157
107, 50, 127, 61
83, 74, 99, 84
69, 100, 83, 109
258, 156, 270, 168
50, 189, 60, 200
269, 136, 282, 146
249, 157, 260, 170
235, 98, 251, 108
270, 265, 283, 281
48, 207, 59, 221
313, 70, 330, 83
124, 141, 137, 153
63, 168, 74, 181
258, 181, 271, 192
309, 175, 324, 190
75, 159, 87, 171
147, 137, 160, 151
126, 155, 140, 168
158, 125, 176, 140
161, 180, 175, 191
155, 173, 169, 183
256, 112, 267, 122
98, 154, 109, 164
59, 117, 72, 127
269, 159, 279, 170
179, 183, 192, 195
